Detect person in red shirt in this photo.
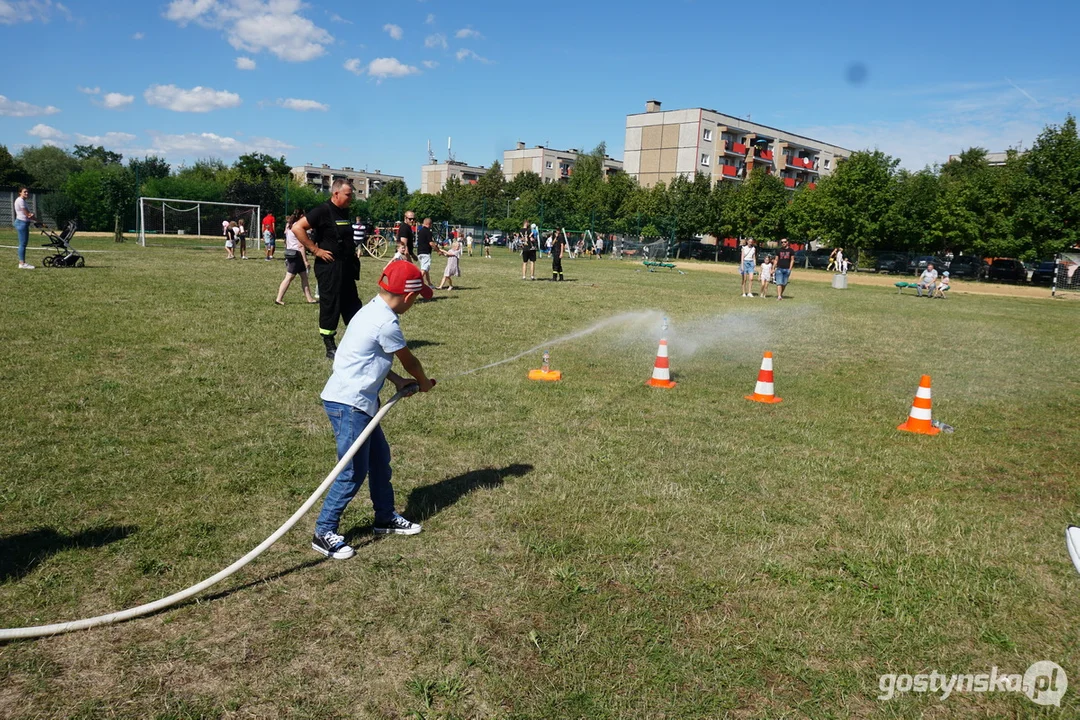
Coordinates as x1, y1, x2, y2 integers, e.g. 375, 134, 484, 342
262, 212, 275, 238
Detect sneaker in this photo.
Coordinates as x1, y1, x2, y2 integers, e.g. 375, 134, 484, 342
241, 256, 248, 260
18, 262, 35, 270
312, 530, 355, 559
374, 513, 422, 536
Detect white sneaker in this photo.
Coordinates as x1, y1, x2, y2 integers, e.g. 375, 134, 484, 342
312, 530, 355, 559
18, 262, 35, 270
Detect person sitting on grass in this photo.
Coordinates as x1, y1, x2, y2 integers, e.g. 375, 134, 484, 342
759, 255, 774, 298
312, 260, 435, 560
915, 263, 938, 297
933, 271, 950, 298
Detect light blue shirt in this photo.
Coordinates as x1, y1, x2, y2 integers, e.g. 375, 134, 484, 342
320, 295, 406, 416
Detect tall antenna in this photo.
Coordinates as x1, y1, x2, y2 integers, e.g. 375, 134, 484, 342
427, 140, 436, 165
447, 136, 456, 163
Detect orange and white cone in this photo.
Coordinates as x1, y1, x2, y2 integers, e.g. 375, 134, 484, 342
745, 351, 782, 404
897, 374, 940, 435
646, 339, 676, 388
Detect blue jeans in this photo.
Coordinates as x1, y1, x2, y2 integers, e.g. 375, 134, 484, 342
741, 259, 754, 275
774, 267, 791, 286
315, 401, 396, 535
14, 219, 30, 263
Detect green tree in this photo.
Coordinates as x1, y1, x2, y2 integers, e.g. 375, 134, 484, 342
507, 170, 542, 198
730, 168, 788, 242
408, 191, 450, 223
809, 150, 898, 252
17, 145, 81, 190
0, 145, 32, 187
883, 169, 940, 251
101, 166, 136, 242
129, 155, 171, 183
63, 167, 110, 231
1012, 114, 1080, 258
233, 153, 290, 178
73, 144, 123, 166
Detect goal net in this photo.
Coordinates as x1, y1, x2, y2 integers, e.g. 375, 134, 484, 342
1053, 253, 1080, 295
138, 197, 261, 249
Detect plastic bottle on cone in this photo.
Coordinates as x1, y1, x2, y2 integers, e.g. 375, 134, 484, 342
897, 374, 940, 435
745, 351, 782, 404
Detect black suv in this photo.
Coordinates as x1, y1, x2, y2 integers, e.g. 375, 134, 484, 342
944, 255, 987, 280
875, 252, 908, 274
986, 258, 1027, 283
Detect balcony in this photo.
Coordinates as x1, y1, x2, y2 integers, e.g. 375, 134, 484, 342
730, 142, 747, 155
783, 177, 796, 188
751, 149, 774, 163
721, 164, 739, 177
787, 156, 814, 170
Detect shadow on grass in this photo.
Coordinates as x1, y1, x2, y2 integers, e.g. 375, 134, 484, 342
0, 525, 137, 583
403, 463, 533, 522
408, 339, 442, 349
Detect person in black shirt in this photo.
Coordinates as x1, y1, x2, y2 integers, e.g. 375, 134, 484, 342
774, 238, 795, 300
521, 230, 537, 280
291, 179, 362, 359
415, 217, 440, 288
551, 229, 566, 281
398, 210, 417, 263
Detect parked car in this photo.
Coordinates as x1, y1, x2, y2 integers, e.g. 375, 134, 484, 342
807, 248, 833, 269
985, 258, 1027, 283
875, 252, 909, 274
1030, 260, 1058, 285
908, 255, 946, 274
944, 255, 987, 280
674, 241, 718, 261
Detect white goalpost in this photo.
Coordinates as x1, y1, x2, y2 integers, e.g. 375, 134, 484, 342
138, 197, 261, 249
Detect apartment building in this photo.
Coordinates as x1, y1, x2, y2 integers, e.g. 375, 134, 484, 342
290, 164, 404, 199
624, 100, 851, 189
947, 151, 1010, 167
420, 160, 489, 194
502, 141, 623, 184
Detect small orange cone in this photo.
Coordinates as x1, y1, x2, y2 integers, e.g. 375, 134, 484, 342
897, 374, 940, 435
646, 339, 676, 388
745, 351, 782, 404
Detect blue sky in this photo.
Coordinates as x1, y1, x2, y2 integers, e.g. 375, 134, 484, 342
2, 0, 1078, 189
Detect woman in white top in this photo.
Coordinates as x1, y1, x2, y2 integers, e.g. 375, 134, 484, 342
14, 187, 36, 269
835, 247, 845, 274
274, 210, 317, 305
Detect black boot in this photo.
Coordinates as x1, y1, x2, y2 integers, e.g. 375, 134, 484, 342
322, 334, 337, 360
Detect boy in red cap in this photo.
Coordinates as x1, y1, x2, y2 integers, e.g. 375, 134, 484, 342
312, 261, 435, 559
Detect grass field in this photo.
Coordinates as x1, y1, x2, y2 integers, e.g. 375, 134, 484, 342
1, 230, 1079, 719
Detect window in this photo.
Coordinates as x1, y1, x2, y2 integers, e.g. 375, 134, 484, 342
700, 154, 710, 166
703, 128, 713, 142
545, 161, 553, 169
824, 158, 831, 170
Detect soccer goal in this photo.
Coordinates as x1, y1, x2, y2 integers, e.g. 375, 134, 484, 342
138, 197, 261, 249
1052, 253, 1080, 296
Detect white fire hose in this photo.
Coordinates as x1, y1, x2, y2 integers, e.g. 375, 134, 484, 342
0, 385, 420, 641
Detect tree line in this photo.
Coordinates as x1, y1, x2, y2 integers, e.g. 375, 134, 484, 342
2, 114, 1077, 259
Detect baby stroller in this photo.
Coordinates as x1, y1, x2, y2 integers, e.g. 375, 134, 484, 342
38, 220, 84, 267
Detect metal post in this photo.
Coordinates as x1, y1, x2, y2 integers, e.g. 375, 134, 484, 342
481, 197, 486, 245
197, 205, 201, 237
1052, 255, 1060, 297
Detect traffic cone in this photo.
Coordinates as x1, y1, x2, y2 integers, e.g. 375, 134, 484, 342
897, 374, 940, 435
745, 351, 782, 404
646, 339, 676, 388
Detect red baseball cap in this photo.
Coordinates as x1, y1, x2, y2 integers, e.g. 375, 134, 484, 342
379, 260, 432, 299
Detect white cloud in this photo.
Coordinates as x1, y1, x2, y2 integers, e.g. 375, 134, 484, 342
132, 31, 144, 40
344, 58, 364, 76
75, 131, 137, 145
424, 33, 447, 49
236, 56, 256, 70
77, 86, 100, 95
422, 60, 438, 69
383, 23, 402, 40
278, 98, 328, 112
27, 125, 138, 151
148, 131, 293, 157
165, 0, 333, 63
101, 92, 134, 109
425, 13, 434, 24
28, 123, 66, 140
328, 12, 351, 24
455, 48, 489, 63
367, 57, 420, 80
455, 27, 482, 39
0, 94, 60, 116
144, 84, 242, 113
0, 0, 71, 24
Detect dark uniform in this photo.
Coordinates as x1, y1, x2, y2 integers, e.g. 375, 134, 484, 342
306, 200, 361, 357
552, 235, 565, 281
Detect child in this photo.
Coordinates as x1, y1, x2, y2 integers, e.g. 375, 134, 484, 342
391, 237, 410, 262
436, 240, 462, 290
225, 221, 237, 260
236, 218, 248, 259
759, 255, 774, 298
933, 271, 950, 298
263, 227, 275, 261
312, 261, 435, 560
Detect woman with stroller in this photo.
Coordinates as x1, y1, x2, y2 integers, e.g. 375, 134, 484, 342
274, 210, 318, 305
14, 187, 35, 270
